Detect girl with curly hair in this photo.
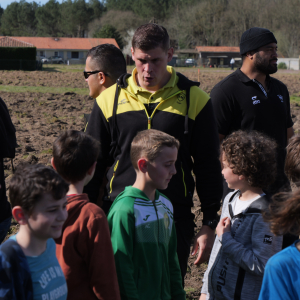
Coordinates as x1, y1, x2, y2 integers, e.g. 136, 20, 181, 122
200, 130, 282, 300
258, 136, 300, 299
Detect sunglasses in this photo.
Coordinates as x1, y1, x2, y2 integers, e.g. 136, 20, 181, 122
83, 70, 109, 79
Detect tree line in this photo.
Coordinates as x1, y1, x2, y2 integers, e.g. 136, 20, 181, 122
0, 0, 300, 57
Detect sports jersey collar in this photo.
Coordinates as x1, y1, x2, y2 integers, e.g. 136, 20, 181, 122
235, 68, 271, 83
129, 66, 177, 95
124, 186, 160, 202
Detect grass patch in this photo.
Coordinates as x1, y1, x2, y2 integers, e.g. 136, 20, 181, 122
41, 148, 52, 155
42, 64, 85, 73
290, 95, 300, 103
0, 85, 88, 96
185, 287, 195, 293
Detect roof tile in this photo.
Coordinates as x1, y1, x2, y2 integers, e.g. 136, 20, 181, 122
0, 36, 119, 50
195, 46, 240, 53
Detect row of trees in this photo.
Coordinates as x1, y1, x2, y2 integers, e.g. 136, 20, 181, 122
1, 0, 300, 57
0, 0, 104, 37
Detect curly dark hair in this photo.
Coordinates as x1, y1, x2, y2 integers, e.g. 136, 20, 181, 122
221, 130, 277, 189
285, 135, 300, 186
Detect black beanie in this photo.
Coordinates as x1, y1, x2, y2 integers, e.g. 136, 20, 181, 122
240, 27, 277, 55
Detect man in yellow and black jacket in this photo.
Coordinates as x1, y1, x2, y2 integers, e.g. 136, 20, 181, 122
84, 23, 223, 285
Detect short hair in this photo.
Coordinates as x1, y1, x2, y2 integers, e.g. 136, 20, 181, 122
221, 130, 277, 189
53, 130, 100, 183
285, 135, 300, 186
132, 23, 170, 52
130, 129, 179, 170
9, 163, 68, 214
86, 44, 126, 82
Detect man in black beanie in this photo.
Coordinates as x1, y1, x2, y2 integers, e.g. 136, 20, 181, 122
210, 27, 295, 247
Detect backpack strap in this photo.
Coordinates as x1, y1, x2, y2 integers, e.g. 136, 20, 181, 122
109, 72, 200, 156
176, 72, 200, 135
109, 73, 131, 157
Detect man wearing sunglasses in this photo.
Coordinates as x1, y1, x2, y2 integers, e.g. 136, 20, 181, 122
83, 44, 126, 208
84, 44, 127, 99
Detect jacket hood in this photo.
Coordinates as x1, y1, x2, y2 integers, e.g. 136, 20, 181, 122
228, 191, 270, 218
66, 193, 89, 220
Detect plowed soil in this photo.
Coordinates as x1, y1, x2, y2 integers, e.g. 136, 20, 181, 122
1, 68, 300, 299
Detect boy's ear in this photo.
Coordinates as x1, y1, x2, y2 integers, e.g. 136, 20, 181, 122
51, 157, 56, 170
12, 206, 28, 225
87, 161, 97, 176
137, 158, 148, 173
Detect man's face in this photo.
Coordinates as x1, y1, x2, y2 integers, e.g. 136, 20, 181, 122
85, 56, 102, 98
131, 46, 173, 92
26, 193, 68, 241
253, 43, 278, 75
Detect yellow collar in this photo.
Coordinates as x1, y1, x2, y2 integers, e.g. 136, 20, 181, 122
129, 66, 177, 95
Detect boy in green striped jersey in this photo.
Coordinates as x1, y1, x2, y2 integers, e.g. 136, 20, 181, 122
107, 129, 185, 300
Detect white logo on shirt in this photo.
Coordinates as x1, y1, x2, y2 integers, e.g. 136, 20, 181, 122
251, 96, 260, 105
277, 94, 284, 102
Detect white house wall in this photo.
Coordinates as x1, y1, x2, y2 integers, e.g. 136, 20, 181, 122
39, 49, 87, 64
277, 58, 299, 70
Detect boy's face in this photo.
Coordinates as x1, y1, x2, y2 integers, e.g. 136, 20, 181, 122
147, 146, 177, 190
26, 193, 68, 240
222, 155, 241, 190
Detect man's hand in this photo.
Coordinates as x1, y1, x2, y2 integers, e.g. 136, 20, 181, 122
216, 217, 231, 237
191, 225, 215, 265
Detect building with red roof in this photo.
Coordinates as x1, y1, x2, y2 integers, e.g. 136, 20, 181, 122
0, 36, 119, 64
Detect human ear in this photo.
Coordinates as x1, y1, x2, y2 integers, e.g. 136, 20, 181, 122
87, 161, 97, 176
131, 47, 135, 61
98, 72, 106, 85
51, 157, 56, 170
239, 175, 245, 181
12, 206, 28, 225
137, 158, 147, 173
167, 47, 174, 62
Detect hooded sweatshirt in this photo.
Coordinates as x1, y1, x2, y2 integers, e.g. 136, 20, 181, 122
107, 186, 185, 300
84, 66, 222, 222
55, 194, 120, 300
201, 191, 282, 300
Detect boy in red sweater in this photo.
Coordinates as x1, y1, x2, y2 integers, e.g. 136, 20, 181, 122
52, 130, 120, 300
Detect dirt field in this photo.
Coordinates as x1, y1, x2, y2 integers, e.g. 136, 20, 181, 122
1, 66, 300, 299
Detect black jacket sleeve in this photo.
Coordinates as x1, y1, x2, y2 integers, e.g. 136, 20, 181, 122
83, 100, 112, 203
191, 99, 223, 221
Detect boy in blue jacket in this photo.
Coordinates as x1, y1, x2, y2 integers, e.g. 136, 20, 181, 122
0, 164, 69, 300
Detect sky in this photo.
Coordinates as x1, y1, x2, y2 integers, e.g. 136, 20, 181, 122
0, 0, 63, 9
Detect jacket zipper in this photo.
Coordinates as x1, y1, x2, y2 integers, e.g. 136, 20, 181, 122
147, 91, 182, 128
123, 89, 182, 129
181, 163, 187, 197
153, 200, 159, 239
109, 160, 119, 194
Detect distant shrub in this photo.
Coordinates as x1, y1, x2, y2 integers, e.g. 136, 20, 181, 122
278, 62, 287, 69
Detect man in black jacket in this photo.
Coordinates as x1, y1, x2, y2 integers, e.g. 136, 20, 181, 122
84, 24, 223, 283
211, 27, 294, 196
0, 97, 16, 244
210, 27, 295, 248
